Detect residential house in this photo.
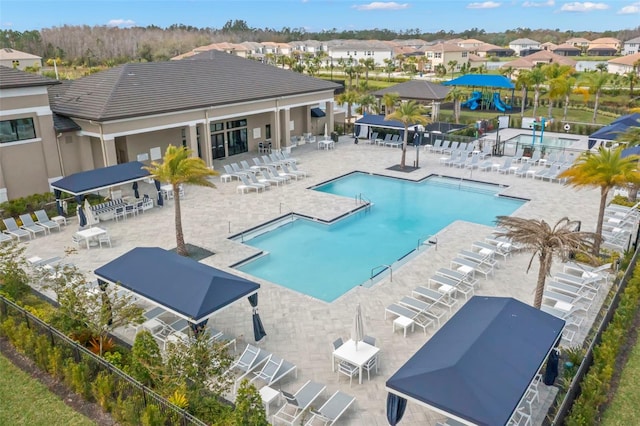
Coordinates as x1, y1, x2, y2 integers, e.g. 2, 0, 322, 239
622, 37, 640, 55
0, 48, 42, 71
565, 37, 590, 49
0, 67, 64, 201
607, 53, 640, 75
552, 43, 582, 57
288, 40, 325, 55
587, 37, 620, 56
502, 50, 577, 73
423, 43, 470, 73
508, 38, 541, 56
2, 52, 339, 201
324, 40, 394, 68
540, 42, 558, 51
475, 43, 514, 58
457, 39, 486, 51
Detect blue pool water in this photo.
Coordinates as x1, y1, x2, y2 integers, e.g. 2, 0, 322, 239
235, 173, 525, 302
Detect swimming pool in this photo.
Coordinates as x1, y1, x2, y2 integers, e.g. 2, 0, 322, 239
233, 173, 526, 302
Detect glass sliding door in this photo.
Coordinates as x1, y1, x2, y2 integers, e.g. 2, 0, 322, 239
210, 122, 226, 159
227, 119, 248, 156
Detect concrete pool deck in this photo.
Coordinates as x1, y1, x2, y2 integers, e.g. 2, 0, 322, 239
23, 128, 607, 425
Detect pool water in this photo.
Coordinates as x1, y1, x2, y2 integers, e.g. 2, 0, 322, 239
506, 134, 577, 149
235, 173, 525, 302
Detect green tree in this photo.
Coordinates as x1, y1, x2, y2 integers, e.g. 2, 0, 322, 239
144, 145, 217, 256
515, 70, 530, 117
234, 380, 268, 425
446, 87, 466, 124
358, 94, 377, 115
544, 63, 574, 118
360, 57, 376, 87
383, 58, 395, 81
579, 71, 610, 123
528, 67, 547, 118
495, 216, 597, 309
447, 60, 458, 79
0, 240, 30, 300
559, 147, 640, 254
336, 90, 360, 127
130, 330, 163, 386
385, 100, 430, 169
381, 92, 400, 114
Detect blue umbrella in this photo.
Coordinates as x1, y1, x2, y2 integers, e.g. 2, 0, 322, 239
154, 179, 164, 206
248, 293, 266, 342
622, 145, 640, 159
386, 393, 407, 425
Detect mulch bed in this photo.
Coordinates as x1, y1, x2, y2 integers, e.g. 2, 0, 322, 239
386, 165, 420, 173
0, 337, 117, 425
169, 243, 214, 261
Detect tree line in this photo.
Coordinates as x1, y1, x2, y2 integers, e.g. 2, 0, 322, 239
0, 20, 638, 66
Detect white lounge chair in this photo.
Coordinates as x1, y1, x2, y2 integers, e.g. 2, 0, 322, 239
226, 344, 271, 392
249, 354, 297, 387
281, 163, 306, 179
274, 380, 326, 426
18, 214, 46, 238
237, 174, 265, 193
34, 210, 61, 234
3, 217, 31, 241
261, 167, 287, 186
305, 391, 355, 426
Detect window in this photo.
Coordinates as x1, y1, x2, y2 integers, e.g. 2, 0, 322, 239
434, 52, 442, 59
226, 119, 247, 129
11, 60, 19, 68
265, 124, 271, 139
0, 118, 36, 143
462, 52, 468, 58
210, 122, 224, 132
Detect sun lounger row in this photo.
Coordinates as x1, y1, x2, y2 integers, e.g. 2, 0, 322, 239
2, 211, 63, 241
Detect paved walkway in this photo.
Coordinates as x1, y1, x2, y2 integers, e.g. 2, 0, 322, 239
24, 129, 606, 425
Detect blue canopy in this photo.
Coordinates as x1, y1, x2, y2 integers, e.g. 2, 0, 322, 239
311, 107, 326, 117
51, 161, 151, 196
622, 145, 640, 158
443, 74, 515, 89
588, 122, 637, 149
95, 247, 260, 323
612, 113, 640, 126
386, 297, 564, 426
354, 114, 418, 130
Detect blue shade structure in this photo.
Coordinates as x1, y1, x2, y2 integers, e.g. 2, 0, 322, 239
386, 297, 564, 425
50, 161, 150, 196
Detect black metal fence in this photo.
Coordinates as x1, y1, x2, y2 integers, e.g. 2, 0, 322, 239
0, 295, 208, 426
549, 246, 639, 425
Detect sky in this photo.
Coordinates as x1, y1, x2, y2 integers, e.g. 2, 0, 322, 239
1, 0, 638, 34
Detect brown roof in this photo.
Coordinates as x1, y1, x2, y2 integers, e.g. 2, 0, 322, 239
371, 80, 450, 101
0, 66, 60, 89
553, 43, 580, 52
50, 51, 340, 121
608, 52, 640, 66
0, 48, 41, 60
504, 50, 577, 68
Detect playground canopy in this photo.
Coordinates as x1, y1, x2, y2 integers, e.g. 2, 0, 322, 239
443, 74, 515, 89
386, 296, 564, 425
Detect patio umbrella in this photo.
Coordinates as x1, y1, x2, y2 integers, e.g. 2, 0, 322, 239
75, 195, 86, 227
153, 179, 164, 207
84, 199, 96, 227
352, 303, 364, 350
54, 189, 64, 216
324, 122, 328, 140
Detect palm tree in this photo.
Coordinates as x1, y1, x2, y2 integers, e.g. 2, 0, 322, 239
446, 87, 466, 124
495, 216, 597, 309
336, 90, 359, 126
515, 70, 530, 117
447, 60, 458, 80
579, 71, 610, 123
360, 57, 376, 88
383, 58, 395, 81
544, 64, 574, 118
552, 76, 576, 122
385, 100, 430, 169
358, 94, 377, 115
528, 67, 547, 118
616, 127, 640, 202
622, 69, 638, 97
558, 147, 640, 255
144, 145, 217, 257
501, 66, 515, 80
382, 92, 400, 114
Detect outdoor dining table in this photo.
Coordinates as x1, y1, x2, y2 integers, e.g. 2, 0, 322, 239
160, 184, 174, 200
75, 226, 107, 249
332, 339, 379, 384
318, 139, 335, 150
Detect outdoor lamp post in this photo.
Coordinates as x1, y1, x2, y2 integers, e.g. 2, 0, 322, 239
415, 125, 425, 168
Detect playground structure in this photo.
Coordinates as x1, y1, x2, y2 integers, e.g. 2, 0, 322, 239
461, 90, 512, 112
444, 74, 516, 113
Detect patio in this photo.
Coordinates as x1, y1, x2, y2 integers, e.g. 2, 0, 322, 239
22, 129, 606, 425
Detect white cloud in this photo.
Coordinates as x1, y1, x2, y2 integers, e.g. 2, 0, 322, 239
106, 19, 136, 28
352, 2, 410, 11
467, 2, 501, 9
522, 0, 555, 7
618, 2, 640, 14
560, 2, 609, 12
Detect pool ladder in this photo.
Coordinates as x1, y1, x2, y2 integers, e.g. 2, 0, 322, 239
355, 193, 372, 212
370, 264, 392, 283
418, 235, 438, 251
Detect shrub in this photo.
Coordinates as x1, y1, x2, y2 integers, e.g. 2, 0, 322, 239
141, 404, 165, 426
91, 371, 115, 411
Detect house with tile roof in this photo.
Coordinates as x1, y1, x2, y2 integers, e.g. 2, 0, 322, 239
502, 50, 577, 73
552, 43, 582, 57
1, 52, 340, 200
423, 43, 470, 73
508, 38, 541, 56
587, 37, 620, 56
565, 37, 590, 48
324, 40, 394, 67
0, 67, 63, 201
474, 43, 514, 58
608, 52, 640, 75
0, 48, 42, 71
622, 37, 640, 55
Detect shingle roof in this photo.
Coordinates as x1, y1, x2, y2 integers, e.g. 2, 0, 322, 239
509, 38, 540, 45
0, 66, 60, 89
50, 51, 340, 121
372, 80, 450, 101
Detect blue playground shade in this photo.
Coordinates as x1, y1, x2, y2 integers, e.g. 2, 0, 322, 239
443, 74, 515, 89
386, 297, 564, 425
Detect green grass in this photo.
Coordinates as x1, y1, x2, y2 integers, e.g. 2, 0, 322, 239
601, 337, 640, 425
437, 106, 614, 126
0, 353, 95, 426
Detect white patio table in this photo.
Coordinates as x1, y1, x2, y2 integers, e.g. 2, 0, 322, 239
332, 339, 379, 384
75, 227, 107, 249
